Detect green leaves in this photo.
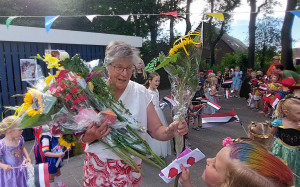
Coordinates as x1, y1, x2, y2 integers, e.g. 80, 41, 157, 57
18, 114, 51, 128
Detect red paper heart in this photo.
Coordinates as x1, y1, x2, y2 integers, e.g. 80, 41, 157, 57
168, 167, 178, 178
187, 156, 195, 165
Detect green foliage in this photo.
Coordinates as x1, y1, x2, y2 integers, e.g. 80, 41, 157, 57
295, 65, 300, 74
220, 51, 248, 73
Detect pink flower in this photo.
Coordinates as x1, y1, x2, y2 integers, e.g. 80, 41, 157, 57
56, 93, 61, 97
71, 104, 77, 110
65, 93, 72, 100
56, 86, 63, 92
222, 137, 234, 147
74, 98, 81, 104
71, 86, 78, 94
60, 83, 66, 89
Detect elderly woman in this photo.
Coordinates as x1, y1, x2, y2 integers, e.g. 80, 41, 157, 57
80, 41, 188, 186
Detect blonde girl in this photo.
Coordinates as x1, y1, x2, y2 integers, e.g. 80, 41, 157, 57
0, 116, 31, 187
203, 79, 218, 114
180, 141, 294, 187
145, 72, 171, 157
248, 121, 273, 150
131, 58, 148, 84
271, 98, 300, 186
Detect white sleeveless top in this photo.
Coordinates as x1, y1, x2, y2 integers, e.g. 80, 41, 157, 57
85, 81, 153, 160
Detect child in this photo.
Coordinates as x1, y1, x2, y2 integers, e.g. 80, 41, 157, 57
289, 77, 300, 98
248, 121, 273, 150
40, 125, 67, 187
216, 71, 222, 90
248, 71, 257, 108
271, 98, 300, 186
179, 141, 294, 187
221, 67, 232, 98
144, 72, 171, 158
131, 58, 148, 85
261, 74, 282, 117
252, 74, 263, 110
231, 66, 243, 97
189, 83, 206, 130
203, 79, 218, 114
0, 116, 31, 187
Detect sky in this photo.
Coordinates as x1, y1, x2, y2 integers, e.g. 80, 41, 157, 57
172, 0, 300, 48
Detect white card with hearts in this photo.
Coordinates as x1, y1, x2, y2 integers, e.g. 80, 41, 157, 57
159, 148, 205, 183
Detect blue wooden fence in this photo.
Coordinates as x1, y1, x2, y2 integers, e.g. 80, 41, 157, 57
0, 41, 106, 118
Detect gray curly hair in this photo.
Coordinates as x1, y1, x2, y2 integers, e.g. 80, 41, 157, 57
104, 41, 140, 67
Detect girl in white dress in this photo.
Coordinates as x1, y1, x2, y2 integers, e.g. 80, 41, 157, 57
145, 72, 172, 157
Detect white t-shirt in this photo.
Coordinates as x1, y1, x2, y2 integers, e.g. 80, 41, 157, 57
85, 81, 153, 160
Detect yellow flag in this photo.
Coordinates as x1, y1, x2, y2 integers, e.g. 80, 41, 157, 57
204, 13, 225, 21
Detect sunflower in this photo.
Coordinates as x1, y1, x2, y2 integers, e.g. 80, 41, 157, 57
20, 89, 44, 116
169, 37, 194, 56
58, 134, 76, 148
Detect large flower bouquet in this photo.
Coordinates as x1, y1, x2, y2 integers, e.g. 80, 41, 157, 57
9, 52, 165, 174
150, 29, 202, 156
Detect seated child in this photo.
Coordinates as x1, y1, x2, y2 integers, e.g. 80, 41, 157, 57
179, 141, 294, 187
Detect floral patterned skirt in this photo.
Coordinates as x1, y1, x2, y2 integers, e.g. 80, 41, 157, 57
83, 152, 142, 187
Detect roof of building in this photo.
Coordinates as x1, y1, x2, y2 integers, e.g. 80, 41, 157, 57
221, 33, 248, 52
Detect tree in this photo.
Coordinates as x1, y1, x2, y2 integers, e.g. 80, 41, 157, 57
185, 0, 192, 34
281, 0, 298, 70
255, 17, 281, 69
205, 0, 241, 67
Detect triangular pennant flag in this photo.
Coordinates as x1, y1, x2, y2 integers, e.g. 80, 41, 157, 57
45, 16, 59, 33
161, 11, 178, 18
204, 13, 225, 21
291, 11, 300, 18
119, 14, 129, 21
86, 15, 99, 22
6, 16, 18, 28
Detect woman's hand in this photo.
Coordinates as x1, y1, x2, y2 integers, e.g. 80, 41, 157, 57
2, 164, 13, 172
168, 120, 188, 137
82, 120, 111, 143
179, 164, 193, 187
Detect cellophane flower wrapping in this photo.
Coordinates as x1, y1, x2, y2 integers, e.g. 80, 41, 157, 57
11, 53, 165, 174
155, 30, 202, 156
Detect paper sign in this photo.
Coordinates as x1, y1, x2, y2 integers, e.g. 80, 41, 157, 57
159, 148, 205, 183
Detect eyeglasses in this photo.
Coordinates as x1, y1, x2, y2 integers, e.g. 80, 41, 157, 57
111, 65, 133, 74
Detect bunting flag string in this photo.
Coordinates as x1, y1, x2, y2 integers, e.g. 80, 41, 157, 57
86, 15, 100, 22
160, 11, 178, 18
204, 13, 225, 21
4, 10, 299, 33
6, 16, 18, 28
45, 16, 59, 33
291, 11, 300, 18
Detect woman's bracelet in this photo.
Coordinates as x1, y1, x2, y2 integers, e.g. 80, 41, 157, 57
79, 134, 86, 144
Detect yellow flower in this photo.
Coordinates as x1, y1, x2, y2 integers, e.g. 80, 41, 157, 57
20, 89, 44, 116
43, 54, 61, 69
169, 34, 201, 56
45, 73, 53, 85
58, 136, 76, 149
88, 82, 94, 91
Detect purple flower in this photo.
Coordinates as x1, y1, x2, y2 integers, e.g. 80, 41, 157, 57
85, 71, 103, 82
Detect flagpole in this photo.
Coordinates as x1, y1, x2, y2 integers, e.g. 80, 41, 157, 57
239, 121, 248, 136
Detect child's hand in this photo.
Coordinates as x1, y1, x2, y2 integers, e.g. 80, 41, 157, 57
2, 164, 13, 172
179, 164, 193, 187
25, 158, 31, 164
196, 97, 202, 100
58, 152, 65, 158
